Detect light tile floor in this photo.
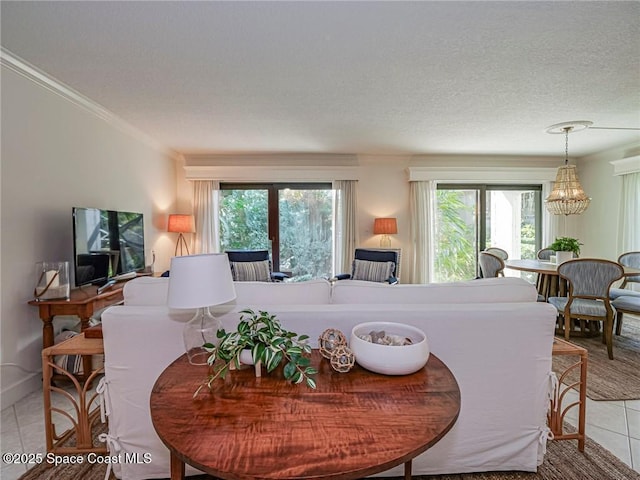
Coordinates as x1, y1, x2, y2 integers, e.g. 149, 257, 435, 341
2, 369, 640, 479
1, 381, 100, 480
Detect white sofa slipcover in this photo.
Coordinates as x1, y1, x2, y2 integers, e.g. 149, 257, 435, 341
100, 277, 556, 479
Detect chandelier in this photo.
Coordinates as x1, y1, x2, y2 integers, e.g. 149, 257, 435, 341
544, 122, 591, 216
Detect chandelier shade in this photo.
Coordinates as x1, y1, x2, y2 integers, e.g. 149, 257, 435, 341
545, 165, 591, 215
544, 124, 591, 216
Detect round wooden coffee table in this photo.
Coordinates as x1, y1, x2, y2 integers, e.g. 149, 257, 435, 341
151, 350, 460, 480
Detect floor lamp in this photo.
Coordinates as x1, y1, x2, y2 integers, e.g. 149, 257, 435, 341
168, 214, 195, 256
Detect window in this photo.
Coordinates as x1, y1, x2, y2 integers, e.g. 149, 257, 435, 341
434, 184, 542, 282
219, 183, 333, 281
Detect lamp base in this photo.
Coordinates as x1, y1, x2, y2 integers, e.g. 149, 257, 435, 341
174, 233, 191, 256
379, 235, 391, 248
183, 307, 222, 365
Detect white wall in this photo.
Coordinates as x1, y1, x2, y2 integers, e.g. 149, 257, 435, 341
578, 142, 640, 260
0, 65, 178, 406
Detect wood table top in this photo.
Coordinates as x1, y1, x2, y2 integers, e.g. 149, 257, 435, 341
150, 350, 460, 480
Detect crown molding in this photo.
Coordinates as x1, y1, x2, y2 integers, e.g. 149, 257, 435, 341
610, 155, 640, 176
184, 165, 360, 182
407, 166, 558, 183
1, 47, 179, 159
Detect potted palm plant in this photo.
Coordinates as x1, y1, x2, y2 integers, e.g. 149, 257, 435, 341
549, 237, 582, 264
194, 309, 317, 397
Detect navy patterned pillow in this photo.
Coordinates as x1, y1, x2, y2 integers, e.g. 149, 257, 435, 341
352, 259, 395, 283
230, 260, 272, 282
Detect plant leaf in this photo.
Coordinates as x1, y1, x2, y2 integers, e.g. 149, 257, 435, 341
283, 362, 296, 379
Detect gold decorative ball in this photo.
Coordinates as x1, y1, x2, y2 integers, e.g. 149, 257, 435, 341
330, 345, 355, 373
318, 328, 347, 359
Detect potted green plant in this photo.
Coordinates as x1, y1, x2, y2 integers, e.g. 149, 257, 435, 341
194, 309, 317, 397
549, 237, 582, 263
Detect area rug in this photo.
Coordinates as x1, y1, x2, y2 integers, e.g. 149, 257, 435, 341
17, 425, 640, 480
552, 314, 640, 401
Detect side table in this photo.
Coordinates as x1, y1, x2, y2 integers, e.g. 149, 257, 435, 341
42, 333, 107, 456
549, 337, 587, 451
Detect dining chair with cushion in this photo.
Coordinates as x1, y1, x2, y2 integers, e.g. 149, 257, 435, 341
537, 248, 555, 261
609, 252, 640, 300
548, 259, 624, 360
608, 252, 640, 335
485, 247, 509, 260
611, 295, 640, 336
225, 250, 289, 282
478, 251, 505, 279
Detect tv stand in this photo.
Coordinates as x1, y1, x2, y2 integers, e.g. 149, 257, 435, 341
29, 278, 133, 381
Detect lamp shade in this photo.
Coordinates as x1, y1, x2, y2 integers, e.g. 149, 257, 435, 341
373, 218, 398, 235
167, 214, 195, 233
167, 254, 236, 309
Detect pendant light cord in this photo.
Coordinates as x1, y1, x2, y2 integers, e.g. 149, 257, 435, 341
564, 126, 571, 166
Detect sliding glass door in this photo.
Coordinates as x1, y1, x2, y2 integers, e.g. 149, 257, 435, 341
434, 184, 542, 282
219, 183, 333, 280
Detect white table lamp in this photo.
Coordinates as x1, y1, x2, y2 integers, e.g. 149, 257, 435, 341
167, 253, 236, 365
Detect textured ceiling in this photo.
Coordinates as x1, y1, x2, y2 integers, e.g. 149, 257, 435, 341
1, 1, 639, 157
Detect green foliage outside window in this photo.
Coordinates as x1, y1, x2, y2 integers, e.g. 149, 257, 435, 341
219, 187, 333, 281
434, 190, 477, 282
219, 190, 269, 251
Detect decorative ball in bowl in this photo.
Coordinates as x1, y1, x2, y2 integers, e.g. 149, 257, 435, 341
350, 322, 430, 375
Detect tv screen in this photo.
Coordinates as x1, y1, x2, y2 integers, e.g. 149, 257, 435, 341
72, 207, 145, 286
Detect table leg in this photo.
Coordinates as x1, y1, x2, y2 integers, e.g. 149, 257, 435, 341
170, 452, 185, 480
404, 459, 412, 480
79, 316, 93, 379
578, 352, 587, 452
42, 315, 55, 350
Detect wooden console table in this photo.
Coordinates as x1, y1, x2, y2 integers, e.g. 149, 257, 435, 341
151, 350, 460, 480
29, 281, 127, 378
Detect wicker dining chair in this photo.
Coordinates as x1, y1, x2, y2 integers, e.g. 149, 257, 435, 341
548, 259, 624, 360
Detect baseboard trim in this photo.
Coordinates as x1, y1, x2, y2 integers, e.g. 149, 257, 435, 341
1, 373, 42, 409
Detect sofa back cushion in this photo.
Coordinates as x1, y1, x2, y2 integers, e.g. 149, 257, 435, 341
123, 276, 332, 307
229, 279, 331, 305
123, 276, 170, 306
331, 277, 537, 304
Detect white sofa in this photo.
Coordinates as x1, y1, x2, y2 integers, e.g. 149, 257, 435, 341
100, 276, 557, 479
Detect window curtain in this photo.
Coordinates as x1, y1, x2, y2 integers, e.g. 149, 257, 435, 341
619, 172, 640, 253
192, 180, 220, 254
333, 180, 359, 276
541, 181, 562, 249
408, 181, 435, 284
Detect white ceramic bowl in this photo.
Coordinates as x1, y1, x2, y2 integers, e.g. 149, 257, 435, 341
350, 322, 430, 375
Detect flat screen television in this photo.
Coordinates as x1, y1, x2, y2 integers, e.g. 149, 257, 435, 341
72, 207, 145, 286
